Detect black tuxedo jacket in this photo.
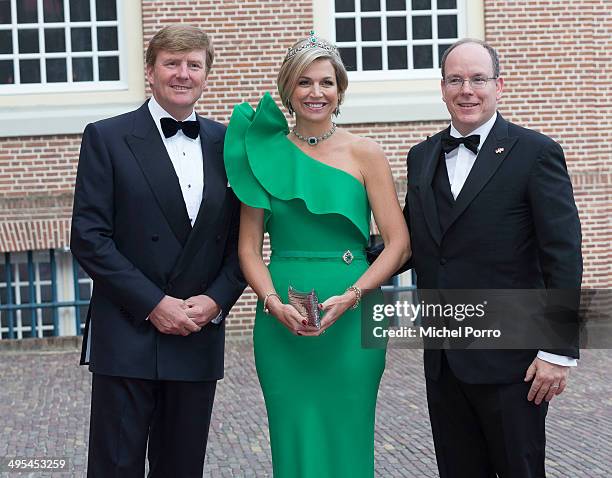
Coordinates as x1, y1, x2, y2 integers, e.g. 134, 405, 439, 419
404, 113, 582, 384
71, 101, 245, 381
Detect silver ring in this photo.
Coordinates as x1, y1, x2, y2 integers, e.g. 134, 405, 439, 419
550, 384, 560, 389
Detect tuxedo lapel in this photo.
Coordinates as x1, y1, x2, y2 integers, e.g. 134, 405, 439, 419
419, 132, 445, 246
193, 116, 226, 233
125, 102, 192, 246
444, 114, 517, 234
169, 116, 227, 282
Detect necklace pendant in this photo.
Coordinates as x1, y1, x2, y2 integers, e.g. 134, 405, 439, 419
292, 122, 336, 147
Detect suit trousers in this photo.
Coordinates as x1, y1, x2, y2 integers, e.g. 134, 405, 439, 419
426, 353, 548, 478
87, 373, 216, 478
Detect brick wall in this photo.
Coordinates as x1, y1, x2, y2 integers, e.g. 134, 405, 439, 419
0, 137, 79, 251
1, 0, 609, 336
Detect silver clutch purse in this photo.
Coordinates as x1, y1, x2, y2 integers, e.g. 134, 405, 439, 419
287, 286, 321, 328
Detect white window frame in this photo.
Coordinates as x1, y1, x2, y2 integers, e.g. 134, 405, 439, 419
0, 0, 144, 137
0, 0, 125, 93
0, 251, 54, 339
314, 0, 485, 123
334, 1, 465, 80
0, 249, 92, 339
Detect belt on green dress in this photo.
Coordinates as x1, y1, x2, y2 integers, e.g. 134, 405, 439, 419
271, 249, 366, 265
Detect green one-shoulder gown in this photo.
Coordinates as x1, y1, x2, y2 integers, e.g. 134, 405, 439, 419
224, 94, 386, 477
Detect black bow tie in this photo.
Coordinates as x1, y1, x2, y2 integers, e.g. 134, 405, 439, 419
160, 117, 200, 139
441, 132, 480, 155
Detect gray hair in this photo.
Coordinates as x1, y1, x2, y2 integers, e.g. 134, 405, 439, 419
440, 38, 500, 79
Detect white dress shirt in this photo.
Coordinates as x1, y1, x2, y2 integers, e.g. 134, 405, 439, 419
445, 113, 577, 367
147, 97, 223, 324
148, 96, 204, 226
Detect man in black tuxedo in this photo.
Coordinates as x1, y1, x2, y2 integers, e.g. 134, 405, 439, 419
71, 25, 245, 477
403, 39, 582, 477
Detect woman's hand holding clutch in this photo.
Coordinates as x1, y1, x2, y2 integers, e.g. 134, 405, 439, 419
266, 295, 319, 336
298, 290, 358, 336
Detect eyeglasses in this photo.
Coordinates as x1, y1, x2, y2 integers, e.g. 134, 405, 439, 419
443, 76, 498, 89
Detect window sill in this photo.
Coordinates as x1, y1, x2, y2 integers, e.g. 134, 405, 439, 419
0, 102, 143, 138
337, 85, 450, 125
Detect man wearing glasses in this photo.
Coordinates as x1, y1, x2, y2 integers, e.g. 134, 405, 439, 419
402, 39, 582, 477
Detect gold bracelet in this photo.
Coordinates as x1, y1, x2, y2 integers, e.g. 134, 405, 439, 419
346, 285, 362, 309
263, 292, 280, 314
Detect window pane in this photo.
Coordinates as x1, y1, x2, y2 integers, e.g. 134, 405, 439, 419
42, 309, 53, 336
335, 18, 356, 42
43, 0, 64, 22
412, 0, 431, 9
71, 27, 92, 52
72, 57, 93, 81
40, 285, 52, 302
387, 0, 406, 10
335, 0, 355, 12
0, 60, 13, 84
96, 0, 117, 20
0, 30, 12, 53
362, 47, 382, 70
339, 47, 357, 71
97, 26, 118, 51
412, 16, 432, 40
0, 0, 11, 24
360, 0, 380, 11
361, 18, 381, 41
99, 56, 119, 80
46, 58, 67, 82
20, 59, 41, 83
79, 307, 89, 322
438, 43, 451, 66
388, 45, 407, 70
18, 29, 39, 54
77, 266, 90, 279
387, 17, 407, 41
438, 15, 457, 39
79, 283, 91, 300
438, 0, 457, 8
45, 28, 66, 53
69, 0, 90, 21
413, 44, 433, 68
17, 1, 37, 23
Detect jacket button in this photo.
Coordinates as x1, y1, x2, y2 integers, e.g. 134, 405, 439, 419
440, 258, 447, 265
216, 234, 221, 241
151, 234, 159, 242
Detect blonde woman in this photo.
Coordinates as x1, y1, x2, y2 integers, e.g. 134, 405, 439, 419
224, 33, 410, 477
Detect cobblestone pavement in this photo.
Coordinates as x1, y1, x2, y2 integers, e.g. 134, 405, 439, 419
0, 341, 610, 477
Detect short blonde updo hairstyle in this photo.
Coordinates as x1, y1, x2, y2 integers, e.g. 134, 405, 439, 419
146, 24, 214, 72
277, 36, 349, 113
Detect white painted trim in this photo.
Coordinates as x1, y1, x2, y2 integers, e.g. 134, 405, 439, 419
0, 0, 144, 107
312, 0, 484, 124
0, 102, 142, 137
336, 89, 449, 124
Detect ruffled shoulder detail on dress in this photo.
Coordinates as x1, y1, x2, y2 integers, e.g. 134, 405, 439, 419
224, 93, 370, 241
224, 99, 272, 212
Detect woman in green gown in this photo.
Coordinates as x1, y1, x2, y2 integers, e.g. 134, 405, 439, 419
224, 34, 410, 477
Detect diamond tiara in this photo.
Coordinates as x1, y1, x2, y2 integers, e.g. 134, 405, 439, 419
285, 30, 340, 61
